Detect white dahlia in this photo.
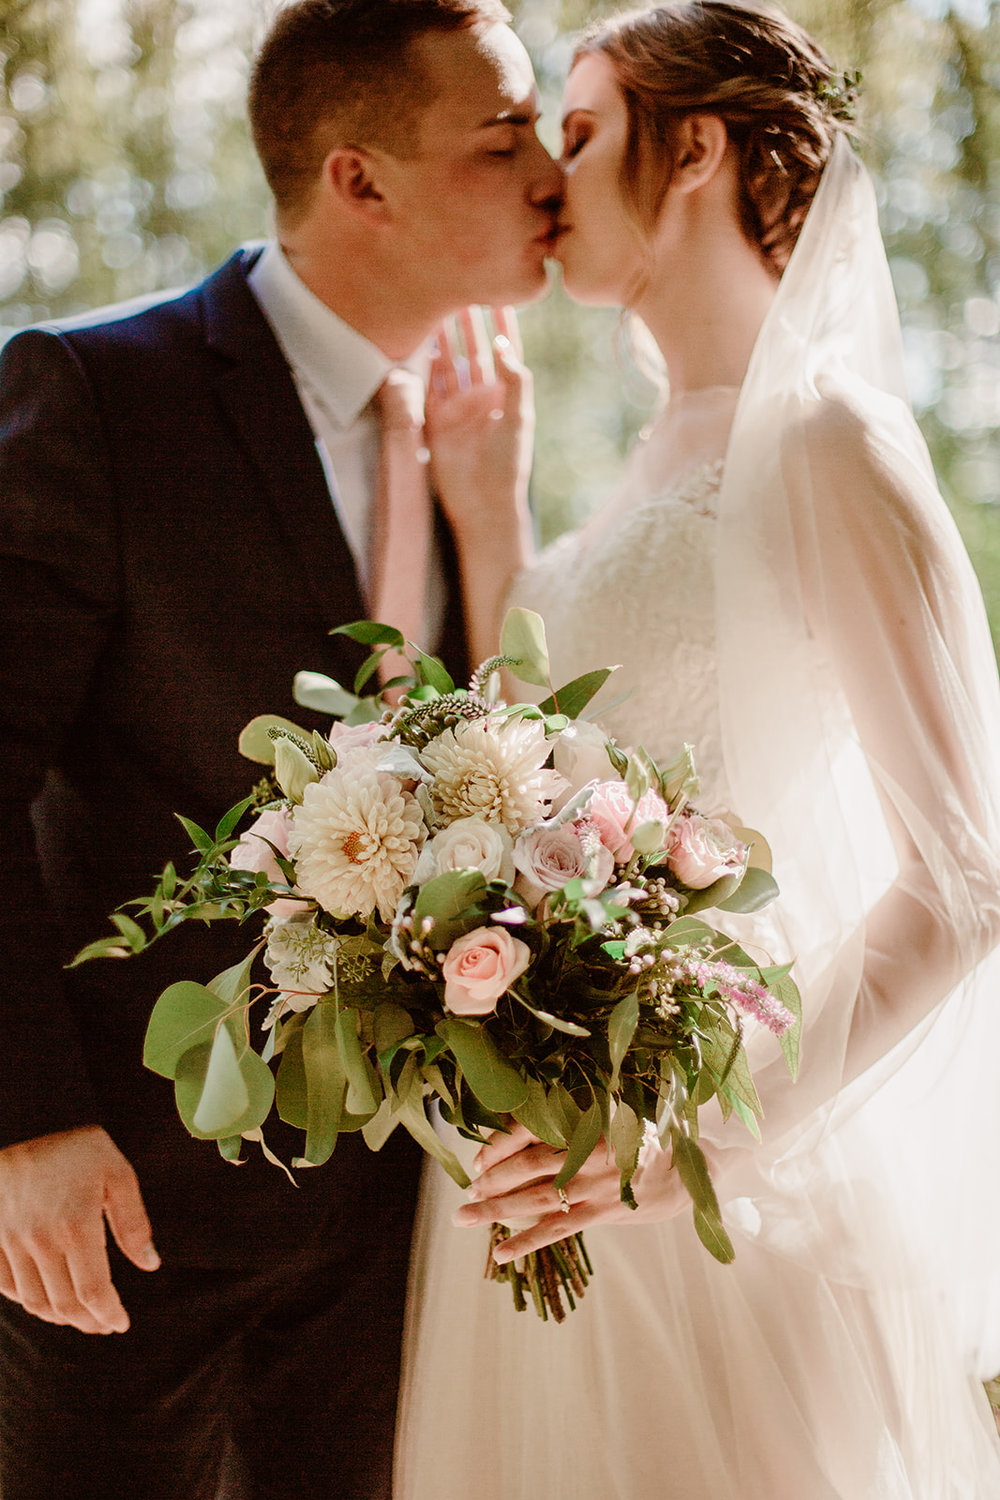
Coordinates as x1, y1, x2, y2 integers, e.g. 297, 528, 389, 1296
420, 717, 565, 836
288, 765, 426, 922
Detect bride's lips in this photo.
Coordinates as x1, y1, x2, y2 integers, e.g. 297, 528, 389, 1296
535, 223, 568, 254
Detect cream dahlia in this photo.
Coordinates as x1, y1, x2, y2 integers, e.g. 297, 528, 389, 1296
288, 765, 426, 922
420, 717, 565, 836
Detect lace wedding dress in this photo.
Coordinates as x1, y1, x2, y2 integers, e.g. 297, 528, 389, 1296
394, 412, 1000, 1499
395, 141, 1000, 1497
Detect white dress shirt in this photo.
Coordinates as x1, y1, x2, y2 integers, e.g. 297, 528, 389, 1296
247, 242, 442, 641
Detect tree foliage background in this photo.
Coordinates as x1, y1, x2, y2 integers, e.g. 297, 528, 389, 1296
2, 0, 998, 641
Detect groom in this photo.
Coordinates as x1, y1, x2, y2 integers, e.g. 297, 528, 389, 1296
0, 1, 560, 1495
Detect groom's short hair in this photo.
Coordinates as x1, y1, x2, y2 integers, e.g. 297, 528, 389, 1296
250, 0, 511, 224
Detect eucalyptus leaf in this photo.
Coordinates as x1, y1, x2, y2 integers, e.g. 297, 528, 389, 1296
511, 991, 590, 1037
413, 649, 454, 694
437, 1018, 527, 1113
144, 980, 229, 1079
610, 1101, 642, 1206
774, 972, 802, 1079
554, 1096, 603, 1191
670, 1132, 735, 1263
301, 1002, 347, 1165
191, 1024, 249, 1133
607, 990, 639, 1091
238, 714, 311, 767
334, 1008, 380, 1116
412, 870, 488, 950
217, 1135, 244, 1162
175, 1036, 275, 1141
206, 946, 260, 1010
499, 607, 550, 688
275, 1028, 308, 1129
510, 1075, 569, 1149
717, 865, 781, 914
330, 620, 405, 648
293, 670, 360, 719
361, 1096, 401, 1151
536, 667, 616, 719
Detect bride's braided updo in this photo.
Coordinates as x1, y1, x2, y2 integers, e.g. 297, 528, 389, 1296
577, 1, 857, 274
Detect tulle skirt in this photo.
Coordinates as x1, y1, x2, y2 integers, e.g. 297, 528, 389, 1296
394, 1133, 1000, 1500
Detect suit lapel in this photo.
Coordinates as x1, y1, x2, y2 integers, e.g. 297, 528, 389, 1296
198, 250, 366, 631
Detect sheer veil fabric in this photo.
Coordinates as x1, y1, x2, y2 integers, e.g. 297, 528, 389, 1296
394, 140, 1000, 1500
709, 135, 1000, 1375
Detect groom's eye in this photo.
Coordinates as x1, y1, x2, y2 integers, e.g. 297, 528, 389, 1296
563, 131, 590, 159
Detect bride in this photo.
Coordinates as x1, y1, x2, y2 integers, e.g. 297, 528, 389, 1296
398, 3, 1000, 1495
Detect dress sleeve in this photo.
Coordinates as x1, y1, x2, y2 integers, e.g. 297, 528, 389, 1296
0, 328, 121, 1144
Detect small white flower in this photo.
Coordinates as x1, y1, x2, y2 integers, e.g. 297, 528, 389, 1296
289, 764, 426, 922
263, 915, 339, 1026
420, 716, 565, 835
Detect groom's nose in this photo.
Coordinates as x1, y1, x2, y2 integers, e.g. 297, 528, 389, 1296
527, 141, 565, 213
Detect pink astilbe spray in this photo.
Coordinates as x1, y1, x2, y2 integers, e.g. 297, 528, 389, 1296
691, 959, 795, 1037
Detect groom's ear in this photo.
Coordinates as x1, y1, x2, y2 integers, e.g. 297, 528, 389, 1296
670, 114, 729, 193
324, 147, 389, 219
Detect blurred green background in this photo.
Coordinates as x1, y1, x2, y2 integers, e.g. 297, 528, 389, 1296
2, 0, 998, 643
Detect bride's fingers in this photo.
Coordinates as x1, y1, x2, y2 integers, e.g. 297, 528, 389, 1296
472, 1121, 540, 1174
492, 305, 523, 362
452, 1175, 574, 1227
468, 1143, 565, 1203
458, 305, 494, 385
430, 321, 462, 398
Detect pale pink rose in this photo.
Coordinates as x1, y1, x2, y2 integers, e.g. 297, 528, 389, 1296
441, 926, 531, 1016
230, 808, 307, 919
666, 812, 746, 889
512, 823, 612, 909
587, 781, 669, 863
327, 720, 388, 763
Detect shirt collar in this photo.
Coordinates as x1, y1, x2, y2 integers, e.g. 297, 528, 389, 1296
247, 242, 430, 428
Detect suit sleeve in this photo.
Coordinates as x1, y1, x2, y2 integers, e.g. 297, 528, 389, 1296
0, 329, 121, 1146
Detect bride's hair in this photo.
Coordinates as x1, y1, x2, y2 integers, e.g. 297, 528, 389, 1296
577, 1, 856, 274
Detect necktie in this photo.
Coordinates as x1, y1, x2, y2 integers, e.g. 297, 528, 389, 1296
371, 370, 432, 701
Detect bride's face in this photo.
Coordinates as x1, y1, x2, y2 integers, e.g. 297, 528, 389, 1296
554, 53, 650, 306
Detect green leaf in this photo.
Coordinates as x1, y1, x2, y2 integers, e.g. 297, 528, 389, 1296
214, 795, 256, 845
671, 1132, 735, 1263
412, 869, 488, 950
717, 865, 781, 914
144, 980, 229, 1079
110, 912, 147, 953
510, 1075, 569, 1149
191, 1025, 249, 1133
238, 714, 311, 767
607, 990, 639, 1091
610, 1101, 643, 1206
373, 1003, 416, 1060
301, 1002, 347, 1165
413, 649, 454, 694
389, 1053, 470, 1185
353, 648, 389, 696
206, 947, 260, 1010
275, 1028, 308, 1129
510, 991, 590, 1036
330, 620, 405, 648
554, 1096, 603, 1191
176, 815, 213, 854
67, 936, 134, 967
499, 607, 550, 688
293, 670, 360, 719
536, 668, 615, 719
174, 1035, 275, 1141
774, 972, 802, 1079
334, 1008, 380, 1116
216, 1135, 244, 1162
436, 1018, 527, 1114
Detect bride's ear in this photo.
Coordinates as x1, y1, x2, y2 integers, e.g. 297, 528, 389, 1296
670, 114, 730, 193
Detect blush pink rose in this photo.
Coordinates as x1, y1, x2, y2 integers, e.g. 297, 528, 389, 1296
666, 812, 746, 889
512, 823, 614, 910
328, 720, 388, 762
587, 781, 670, 863
230, 808, 308, 919
441, 926, 531, 1016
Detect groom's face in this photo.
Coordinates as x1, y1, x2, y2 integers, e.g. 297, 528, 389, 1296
381, 22, 563, 309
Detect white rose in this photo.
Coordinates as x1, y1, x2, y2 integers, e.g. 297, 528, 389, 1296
415, 817, 515, 885
552, 721, 618, 804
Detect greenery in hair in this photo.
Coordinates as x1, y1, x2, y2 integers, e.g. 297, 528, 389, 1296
815, 68, 863, 123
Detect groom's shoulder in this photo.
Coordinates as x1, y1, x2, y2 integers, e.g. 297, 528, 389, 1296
0, 243, 266, 364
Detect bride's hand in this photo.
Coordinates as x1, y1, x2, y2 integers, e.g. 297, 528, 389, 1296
424, 306, 534, 549
452, 1122, 736, 1262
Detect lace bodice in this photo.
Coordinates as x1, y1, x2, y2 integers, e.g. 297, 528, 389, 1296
511, 457, 729, 806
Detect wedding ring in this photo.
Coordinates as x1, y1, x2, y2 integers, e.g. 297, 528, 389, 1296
556, 1186, 571, 1214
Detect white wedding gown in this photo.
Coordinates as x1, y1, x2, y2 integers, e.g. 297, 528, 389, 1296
396, 141, 1000, 1498
393, 407, 1000, 1499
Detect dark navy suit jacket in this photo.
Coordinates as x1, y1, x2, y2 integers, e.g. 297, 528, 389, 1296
0, 249, 468, 1263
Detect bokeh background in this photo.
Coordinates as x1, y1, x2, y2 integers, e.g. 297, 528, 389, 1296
2, 0, 999, 640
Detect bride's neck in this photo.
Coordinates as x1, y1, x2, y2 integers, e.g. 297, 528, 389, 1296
634, 221, 778, 394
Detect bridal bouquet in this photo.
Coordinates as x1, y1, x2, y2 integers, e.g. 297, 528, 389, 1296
76, 610, 799, 1320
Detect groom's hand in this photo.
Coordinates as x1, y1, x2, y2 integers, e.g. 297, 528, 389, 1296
0, 1125, 160, 1335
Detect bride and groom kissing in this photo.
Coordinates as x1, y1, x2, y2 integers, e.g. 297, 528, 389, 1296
4, 0, 1000, 1496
